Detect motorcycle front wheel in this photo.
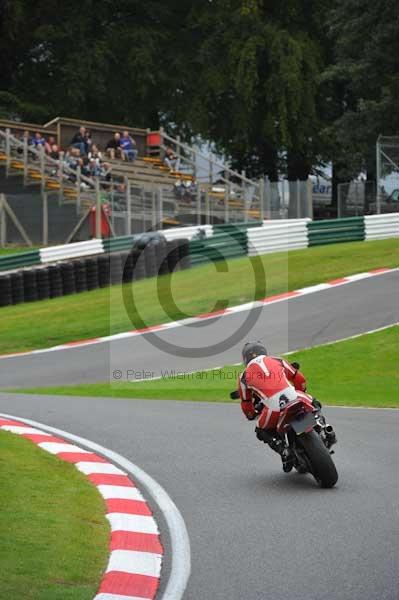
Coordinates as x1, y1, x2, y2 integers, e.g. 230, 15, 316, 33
296, 430, 338, 488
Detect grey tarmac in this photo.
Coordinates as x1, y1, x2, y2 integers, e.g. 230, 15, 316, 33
1, 271, 398, 389
1, 270, 398, 599
0, 393, 398, 600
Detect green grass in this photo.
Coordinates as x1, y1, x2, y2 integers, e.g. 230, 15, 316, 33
0, 238, 398, 355
15, 325, 399, 408
0, 430, 109, 600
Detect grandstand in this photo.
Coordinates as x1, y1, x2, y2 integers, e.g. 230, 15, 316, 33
0, 116, 270, 244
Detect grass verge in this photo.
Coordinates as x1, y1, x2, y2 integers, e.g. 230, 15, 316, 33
0, 430, 109, 600
0, 246, 38, 256
14, 325, 399, 408
0, 238, 398, 355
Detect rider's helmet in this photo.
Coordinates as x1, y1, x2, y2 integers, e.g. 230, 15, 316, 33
242, 341, 267, 366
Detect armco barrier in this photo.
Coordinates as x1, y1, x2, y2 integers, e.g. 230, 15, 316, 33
40, 239, 104, 263
247, 219, 310, 256
308, 217, 365, 246
160, 225, 213, 241
364, 213, 399, 241
189, 230, 247, 266
0, 249, 41, 272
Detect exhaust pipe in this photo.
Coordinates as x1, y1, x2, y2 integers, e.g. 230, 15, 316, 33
325, 424, 337, 446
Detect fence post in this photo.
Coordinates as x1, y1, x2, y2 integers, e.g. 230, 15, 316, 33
259, 178, 265, 222
224, 173, 229, 223
125, 177, 131, 235
159, 187, 163, 229
39, 145, 45, 196
0, 194, 6, 247
296, 180, 300, 218
76, 166, 81, 214
42, 191, 48, 246
376, 136, 381, 214
5, 129, 10, 177
58, 151, 64, 206
95, 178, 101, 238
23, 136, 28, 185
151, 182, 157, 230
140, 186, 144, 231
196, 186, 201, 225
205, 189, 211, 224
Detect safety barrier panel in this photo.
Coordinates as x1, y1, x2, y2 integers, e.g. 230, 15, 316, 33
307, 217, 365, 246
0, 250, 41, 272
160, 225, 213, 241
247, 219, 310, 256
40, 239, 104, 263
364, 213, 399, 241
189, 230, 247, 266
102, 235, 136, 253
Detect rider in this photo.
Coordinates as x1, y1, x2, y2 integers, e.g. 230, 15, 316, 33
236, 341, 335, 468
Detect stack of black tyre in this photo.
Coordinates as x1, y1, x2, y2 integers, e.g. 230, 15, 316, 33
60, 262, 76, 295
0, 274, 12, 307
0, 236, 191, 308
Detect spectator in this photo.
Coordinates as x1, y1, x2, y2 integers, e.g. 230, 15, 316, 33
45, 136, 56, 154
49, 144, 60, 160
31, 131, 46, 149
120, 130, 138, 162
88, 144, 103, 164
84, 129, 92, 153
164, 145, 178, 171
65, 147, 83, 176
105, 132, 122, 160
70, 126, 87, 155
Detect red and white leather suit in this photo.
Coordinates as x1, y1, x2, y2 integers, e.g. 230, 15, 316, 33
239, 355, 310, 430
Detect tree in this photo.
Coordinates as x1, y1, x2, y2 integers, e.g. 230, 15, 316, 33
169, 0, 327, 180
0, 0, 192, 127
326, 0, 399, 183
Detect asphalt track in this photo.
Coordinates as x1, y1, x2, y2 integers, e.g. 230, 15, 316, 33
1, 271, 399, 599
1, 270, 398, 388
0, 393, 398, 600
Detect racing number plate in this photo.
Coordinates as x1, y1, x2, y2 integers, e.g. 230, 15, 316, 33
291, 412, 316, 435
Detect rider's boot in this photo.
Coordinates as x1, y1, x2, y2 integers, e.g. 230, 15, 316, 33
256, 427, 295, 471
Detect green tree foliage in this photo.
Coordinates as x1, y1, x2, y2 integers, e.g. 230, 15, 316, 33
325, 0, 399, 178
0, 0, 191, 127
177, 0, 326, 179
1, 0, 397, 184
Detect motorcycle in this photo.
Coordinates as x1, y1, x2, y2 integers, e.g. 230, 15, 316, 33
274, 393, 338, 488
232, 386, 338, 488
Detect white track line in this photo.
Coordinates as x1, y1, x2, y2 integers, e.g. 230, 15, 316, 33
0, 413, 191, 600
0, 267, 397, 361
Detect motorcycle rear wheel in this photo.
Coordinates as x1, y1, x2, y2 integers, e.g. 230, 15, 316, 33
296, 430, 338, 488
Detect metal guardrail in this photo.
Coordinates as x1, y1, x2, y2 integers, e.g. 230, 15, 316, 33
0, 250, 41, 272
40, 239, 103, 263
189, 230, 248, 266
247, 220, 310, 256
364, 214, 399, 241
307, 217, 365, 246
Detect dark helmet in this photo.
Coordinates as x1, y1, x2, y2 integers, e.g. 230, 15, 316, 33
242, 341, 267, 365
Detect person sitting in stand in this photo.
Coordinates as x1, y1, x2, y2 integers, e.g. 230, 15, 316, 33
70, 126, 87, 155
105, 132, 122, 160
31, 131, 46, 149
84, 129, 92, 154
120, 130, 138, 162
49, 143, 60, 160
164, 145, 178, 171
88, 144, 103, 164
45, 136, 57, 155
